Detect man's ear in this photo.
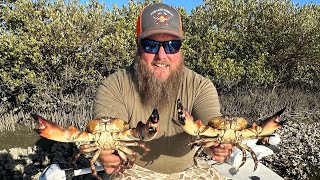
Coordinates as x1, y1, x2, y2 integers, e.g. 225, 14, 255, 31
136, 38, 143, 55
136, 47, 142, 57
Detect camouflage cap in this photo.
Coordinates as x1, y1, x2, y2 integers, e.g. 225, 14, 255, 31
136, 3, 184, 40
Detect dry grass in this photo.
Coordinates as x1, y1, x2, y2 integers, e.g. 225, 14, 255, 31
0, 93, 93, 132
0, 87, 319, 132
220, 87, 320, 123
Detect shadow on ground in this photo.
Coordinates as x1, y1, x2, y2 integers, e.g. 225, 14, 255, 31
0, 138, 105, 180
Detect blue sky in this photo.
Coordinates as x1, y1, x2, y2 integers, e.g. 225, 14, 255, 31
80, 0, 320, 14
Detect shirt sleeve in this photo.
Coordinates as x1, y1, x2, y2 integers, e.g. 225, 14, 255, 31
191, 78, 222, 124
93, 74, 129, 121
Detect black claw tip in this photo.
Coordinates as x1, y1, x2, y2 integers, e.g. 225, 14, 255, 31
150, 109, 159, 123
179, 117, 186, 126
176, 99, 186, 126
276, 107, 286, 116
31, 113, 38, 120
278, 120, 287, 125
177, 99, 182, 108
273, 107, 286, 124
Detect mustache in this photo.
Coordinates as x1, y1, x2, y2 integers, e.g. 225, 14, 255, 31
151, 60, 170, 66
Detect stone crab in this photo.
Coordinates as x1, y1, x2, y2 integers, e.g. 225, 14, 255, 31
175, 99, 286, 171
32, 109, 159, 180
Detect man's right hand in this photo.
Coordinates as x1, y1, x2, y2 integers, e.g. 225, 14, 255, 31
98, 150, 122, 174
210, 143, 234, 162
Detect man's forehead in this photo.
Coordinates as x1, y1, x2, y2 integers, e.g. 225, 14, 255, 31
146, 33, 181, 40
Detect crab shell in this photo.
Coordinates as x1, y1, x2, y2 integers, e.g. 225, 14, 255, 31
176, 99, 286, 171
32, 109, 159, 180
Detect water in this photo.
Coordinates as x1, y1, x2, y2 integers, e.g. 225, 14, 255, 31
0, 125, 40, 150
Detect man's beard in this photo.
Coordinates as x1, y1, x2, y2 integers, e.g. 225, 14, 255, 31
133, 58, 185, 110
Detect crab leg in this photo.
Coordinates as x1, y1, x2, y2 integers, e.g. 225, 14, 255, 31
249, 148, 258, 171
71, 143, 99, 167
189, 139, 221, 166
236, 143, 258, 171
32, 114, 97, 142
177, 99, 221, 137
187, 137, 218, 147
117, 150, 129, 166
117, 142, 149, 167
90, 149, 103, 180
193, 146, 204, 166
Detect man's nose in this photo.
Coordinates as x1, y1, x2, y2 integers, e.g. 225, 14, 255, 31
156, 46, 167, 59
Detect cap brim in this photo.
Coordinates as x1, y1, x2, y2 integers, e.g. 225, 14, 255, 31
138, 29, 184, 40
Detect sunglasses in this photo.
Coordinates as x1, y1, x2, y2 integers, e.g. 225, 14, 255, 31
141, 39, 182, 54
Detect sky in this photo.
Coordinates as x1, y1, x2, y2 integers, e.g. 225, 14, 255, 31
80, 0, 320, 14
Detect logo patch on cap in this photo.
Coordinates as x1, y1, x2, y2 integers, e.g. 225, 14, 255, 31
151, 8, 173, 25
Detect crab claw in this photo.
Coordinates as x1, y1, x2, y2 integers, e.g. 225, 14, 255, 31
177, 99, 205, 136
137, 109, 160, 141
123, 109, 160, 141
259, 107, 286, 136
32, 114, 92, 143
146, 109, 160, 136
177, 99, 187, 125
176, 99, 219, 137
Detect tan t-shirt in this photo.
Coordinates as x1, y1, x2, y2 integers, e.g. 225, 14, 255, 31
93, 64, 221, 174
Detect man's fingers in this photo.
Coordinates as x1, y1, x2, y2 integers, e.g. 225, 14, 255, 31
210, 143, 234, 150
210, 143, 234, 162
212, 149, 230, 157
98, 150, 122, 174
222, 143, 234, 149
104, 166, 116, 174
104, 165, 122, 174
99, 149, 116, 157
211, 142, 220, 147
99, 150, 121, 165
100, 155, 121, 166
212, 155, 229, 162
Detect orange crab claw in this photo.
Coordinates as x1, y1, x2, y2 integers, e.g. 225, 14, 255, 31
177, 99, 220, 137
32, 114, 93, 143
259, 107, 286, 136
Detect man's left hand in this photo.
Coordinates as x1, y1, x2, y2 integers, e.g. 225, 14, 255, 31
210, 143, 234, 162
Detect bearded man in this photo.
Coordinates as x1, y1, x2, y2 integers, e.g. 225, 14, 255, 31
93, 3, 233, 179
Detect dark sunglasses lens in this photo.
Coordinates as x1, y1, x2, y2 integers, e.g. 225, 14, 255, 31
141, 39, 160, 54
141, 39, 182, 54
164, 40, 182, 54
